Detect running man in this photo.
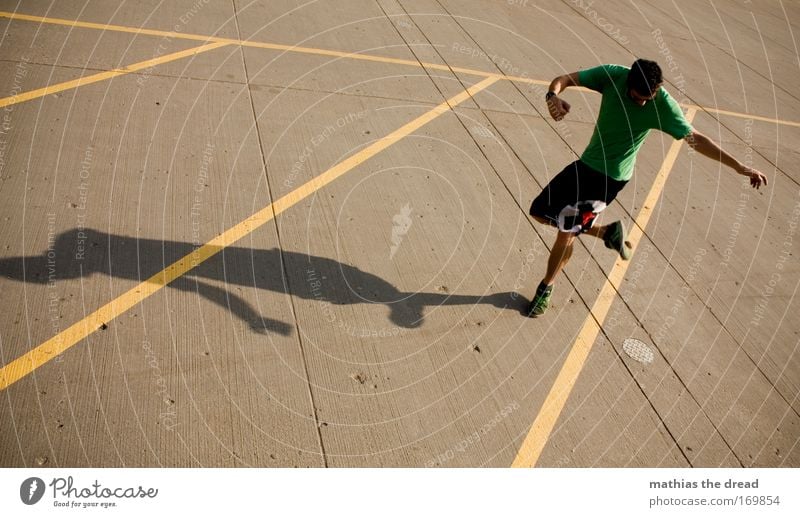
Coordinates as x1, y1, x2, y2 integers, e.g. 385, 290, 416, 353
527, 59, 767, 316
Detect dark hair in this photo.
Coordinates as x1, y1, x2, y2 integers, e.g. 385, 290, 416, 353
628, 59, 662, 96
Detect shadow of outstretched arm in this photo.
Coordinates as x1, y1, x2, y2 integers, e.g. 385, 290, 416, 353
0, 255, 49, 283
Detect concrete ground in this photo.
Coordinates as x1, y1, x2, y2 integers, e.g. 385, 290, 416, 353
0, 0, 798, 467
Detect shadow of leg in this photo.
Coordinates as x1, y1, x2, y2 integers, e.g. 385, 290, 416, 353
386, 291, 529, 328
171, 276, 293, 336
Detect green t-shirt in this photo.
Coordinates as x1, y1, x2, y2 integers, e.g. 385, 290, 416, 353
577, 64, 693, 181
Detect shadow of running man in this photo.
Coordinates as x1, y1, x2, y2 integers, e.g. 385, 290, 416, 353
0, 228, 522, 335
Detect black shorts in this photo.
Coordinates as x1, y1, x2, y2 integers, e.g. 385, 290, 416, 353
530, 160, 628, 233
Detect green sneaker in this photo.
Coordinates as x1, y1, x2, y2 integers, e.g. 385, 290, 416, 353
526, 284, 553, 317
603, 221, 632, 260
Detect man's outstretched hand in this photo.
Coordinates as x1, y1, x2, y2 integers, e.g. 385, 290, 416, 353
547, 95, 571, 121
739, 166, 768, 189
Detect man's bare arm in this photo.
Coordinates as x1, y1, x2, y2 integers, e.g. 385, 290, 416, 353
546, 72, 581, 121
685, 130, 768, 189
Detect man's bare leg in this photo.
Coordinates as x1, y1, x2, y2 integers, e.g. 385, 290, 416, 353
527, 227, 574, 316
527, 217, 621, 316
582, 224, 606, 240
542, 230, 575, 286
531, 215, 580, 286
587, 220, 632, 259
530, 215, 578, 285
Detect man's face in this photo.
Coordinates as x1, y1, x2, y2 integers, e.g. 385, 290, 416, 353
628, 83, 662, 106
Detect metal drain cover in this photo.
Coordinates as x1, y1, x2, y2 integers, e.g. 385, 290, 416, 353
622, 338, 654, 364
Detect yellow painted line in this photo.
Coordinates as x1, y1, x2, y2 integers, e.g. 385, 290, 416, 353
0, 10, 504, 81
0, 75, 500, 391
240, 38, 446, 70
3, 11, 799, 129
0, 11, 551, 87
511, 109, 698, 468
0, 11, 493, 77
0, 10, 229, 43
0, 41, 230, 109
692, 106, 800, 128
495, 74, 550, 86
